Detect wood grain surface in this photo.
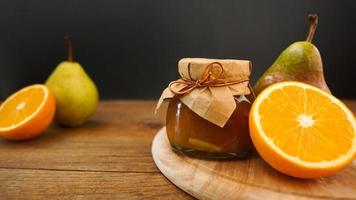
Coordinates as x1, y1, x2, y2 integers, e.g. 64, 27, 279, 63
152, 127, 356, 200
0, 101, 193, 200
0, 100, 355, 199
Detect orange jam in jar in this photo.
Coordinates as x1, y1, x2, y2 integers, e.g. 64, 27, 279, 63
157, 58, 255, 159
166, 95, 254, 159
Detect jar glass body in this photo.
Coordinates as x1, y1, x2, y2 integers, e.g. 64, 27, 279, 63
166, 94, 255, 159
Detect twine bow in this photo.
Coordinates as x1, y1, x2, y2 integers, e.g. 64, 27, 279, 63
169, 62, 249, 95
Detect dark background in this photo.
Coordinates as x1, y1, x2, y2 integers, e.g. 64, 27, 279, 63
0, 0, 355, 99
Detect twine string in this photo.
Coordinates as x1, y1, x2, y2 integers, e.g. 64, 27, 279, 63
169, 62, 249, 95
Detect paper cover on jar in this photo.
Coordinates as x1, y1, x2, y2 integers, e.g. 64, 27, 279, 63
156, 58, 252, 127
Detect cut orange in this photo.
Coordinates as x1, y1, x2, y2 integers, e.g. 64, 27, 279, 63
0, 84, 56, 141
249, 81, 356, 178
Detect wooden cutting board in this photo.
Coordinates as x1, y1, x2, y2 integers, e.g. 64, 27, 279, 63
152, 127, 356, 200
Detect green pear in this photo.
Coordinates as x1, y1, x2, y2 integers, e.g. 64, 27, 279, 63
45, 36, 99, 127
254, 14, 331, 95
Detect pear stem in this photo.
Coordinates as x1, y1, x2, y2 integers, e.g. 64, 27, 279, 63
306, 14, 318, 43
65, 36, 74, 62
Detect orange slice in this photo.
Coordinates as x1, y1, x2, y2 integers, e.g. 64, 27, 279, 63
0, 84, 56, 140
249, 81, 356, 178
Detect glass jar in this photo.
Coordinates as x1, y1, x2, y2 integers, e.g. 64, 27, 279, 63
156, 58, 254, 159
166, 93, 255, 159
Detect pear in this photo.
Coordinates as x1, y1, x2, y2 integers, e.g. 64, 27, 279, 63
254, 14, 331, 95
45, 36, 99, 127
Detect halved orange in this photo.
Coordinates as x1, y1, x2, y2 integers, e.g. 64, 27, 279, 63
249, 81, 356, 178
0, 84, 56, 140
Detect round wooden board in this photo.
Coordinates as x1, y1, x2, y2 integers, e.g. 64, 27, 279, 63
152, 127, 356, 200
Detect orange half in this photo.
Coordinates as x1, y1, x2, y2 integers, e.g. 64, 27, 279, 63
0, 84, 55, 140
249, 81, 356, 178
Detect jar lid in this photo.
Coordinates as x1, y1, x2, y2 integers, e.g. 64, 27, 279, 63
178, 58, 251, 84
156, 58, 252, 127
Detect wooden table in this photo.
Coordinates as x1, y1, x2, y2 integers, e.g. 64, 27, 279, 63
0, 100, 355, 199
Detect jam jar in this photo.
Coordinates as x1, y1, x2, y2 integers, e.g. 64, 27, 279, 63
166, 94, 254, 159
157, 58, 255, 159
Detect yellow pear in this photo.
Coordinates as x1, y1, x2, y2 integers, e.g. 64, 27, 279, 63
45, 36, 99, 126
